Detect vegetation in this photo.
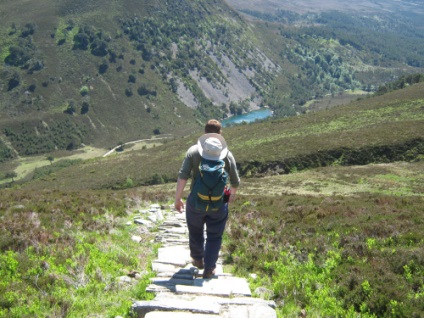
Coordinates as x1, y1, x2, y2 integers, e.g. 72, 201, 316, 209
0, 140, 15, 162
3, 118, 88, 155
249, 8, 424, 115
0, 189, 159, 317
242, 8, 424, 67
375, 74, 424, 96
14, 82, 423, 190
1, 0, 423, 161
1, 1, 424, 316
225, 188, 423, 317
0, 80, 423, 316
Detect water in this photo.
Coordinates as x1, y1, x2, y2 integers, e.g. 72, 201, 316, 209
222, 108, 273, 127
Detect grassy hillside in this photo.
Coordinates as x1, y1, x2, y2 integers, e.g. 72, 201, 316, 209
225, 166, 423, 317
12, 81, 423, 190
0, 0, 279, 157
1, 0, 424, 162
1, 82, 423, 316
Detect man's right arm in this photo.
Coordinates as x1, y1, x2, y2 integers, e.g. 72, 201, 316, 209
175, 178, 187, 213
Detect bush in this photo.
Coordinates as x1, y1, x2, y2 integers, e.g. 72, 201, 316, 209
79, 86, 89, 96
98, 61, 108, 74
125, 87, 133, 97
81, 102, 89, 114
7, 76, 20, 91
5, 46, 30, 67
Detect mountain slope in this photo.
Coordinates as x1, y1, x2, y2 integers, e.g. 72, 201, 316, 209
16, 82, 424, 190
1, 0, 424, 163
0, 0, 280, 157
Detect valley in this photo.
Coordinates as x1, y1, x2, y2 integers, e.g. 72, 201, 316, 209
0, 0, 423, 317
225, 0, 424, 14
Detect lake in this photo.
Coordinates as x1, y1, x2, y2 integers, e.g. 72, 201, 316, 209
222, 108, 273, 127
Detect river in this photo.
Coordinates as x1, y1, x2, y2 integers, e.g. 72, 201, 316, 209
221, 108, 273, 127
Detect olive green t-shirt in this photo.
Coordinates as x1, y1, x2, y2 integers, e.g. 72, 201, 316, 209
178, 144, 240, 189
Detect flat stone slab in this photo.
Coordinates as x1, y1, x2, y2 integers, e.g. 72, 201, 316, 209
158, 246, 190, 261
152, 262, 182, 274
176, 277, 251, 297
151, 277, 194, 286
220, 304, 277, 318
153, 293, 276, 308
164, 227, 188, 234
134, 219, 153, 226
145, 312, 218, 318
156, 272, 194, 280
132, 299, 220, 317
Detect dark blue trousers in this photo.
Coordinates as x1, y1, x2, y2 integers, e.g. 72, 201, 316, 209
186, 195, 229, 271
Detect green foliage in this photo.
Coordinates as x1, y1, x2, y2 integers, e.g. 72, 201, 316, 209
12, 82, 423, 191
0, 189, 157, 317
4, 118, 87, 155
79, 85, 89, 96
376, 74, 424, 96
72, 25, 111, 57
225, 191, 424, 317
2, 0, 423, 162
0, 140, 14, 162
3, 24, 44, 73
4, 171, 17, 182
124, 177, 134, 188
32, 159, 82, 180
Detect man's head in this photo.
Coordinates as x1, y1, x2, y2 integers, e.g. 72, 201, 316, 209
198, 133, 228, 160
205, 119, 222, 134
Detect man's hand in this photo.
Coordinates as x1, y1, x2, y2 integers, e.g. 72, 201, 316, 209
175, 199, 185, 213
175, 178, 187, 213
229, 187, 238, 203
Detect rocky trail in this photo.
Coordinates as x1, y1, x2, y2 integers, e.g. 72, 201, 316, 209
130, 204, 277, 318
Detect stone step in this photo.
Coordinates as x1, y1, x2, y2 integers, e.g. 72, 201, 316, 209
131, 298, 221, 318
157, 246, 191, 264
153, 293, 276, 308
146, 269, 234, 293
145, 312, 218, 318
134, 293, 277, 318
219, 303, 277, 318
175, 276, 252, 297
131, 206, 277, 318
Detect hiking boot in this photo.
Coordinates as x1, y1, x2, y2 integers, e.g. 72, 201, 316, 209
202, 268, 216, 279
192, 258, 204, 269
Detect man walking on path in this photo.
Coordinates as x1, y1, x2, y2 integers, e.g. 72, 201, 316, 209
175, 119, 240, 278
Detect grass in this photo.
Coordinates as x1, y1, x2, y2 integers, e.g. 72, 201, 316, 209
223, 168, 424, 317
0, 79, 423, 316
0, 188, 165, 317
1, 159, 422, 316
7, 81, 422, 191
240, 162, 424, 197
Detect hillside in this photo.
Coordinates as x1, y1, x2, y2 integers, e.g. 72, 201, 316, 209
225, 0, 424, 15
0, 83, 423, 316
1, 0, 424, 163
0, 0, 280, 157
10, 81, 422, 191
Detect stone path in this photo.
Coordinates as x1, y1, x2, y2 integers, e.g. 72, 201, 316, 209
131, 205, 277, 318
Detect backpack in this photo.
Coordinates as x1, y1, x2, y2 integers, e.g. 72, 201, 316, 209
190, 157, 228, 212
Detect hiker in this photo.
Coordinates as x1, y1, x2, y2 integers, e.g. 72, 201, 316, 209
175, 119, 240, 278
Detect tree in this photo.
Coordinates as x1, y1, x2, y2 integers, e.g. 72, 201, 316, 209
7, 74, 20, 91
64, 100, 76, 115
46, 156, 54, 165
5, 46, 31, 67
98, 60, 108, 74
128, 74, 136, 83
5, 171, 17, 182
81, 102, 89, 114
